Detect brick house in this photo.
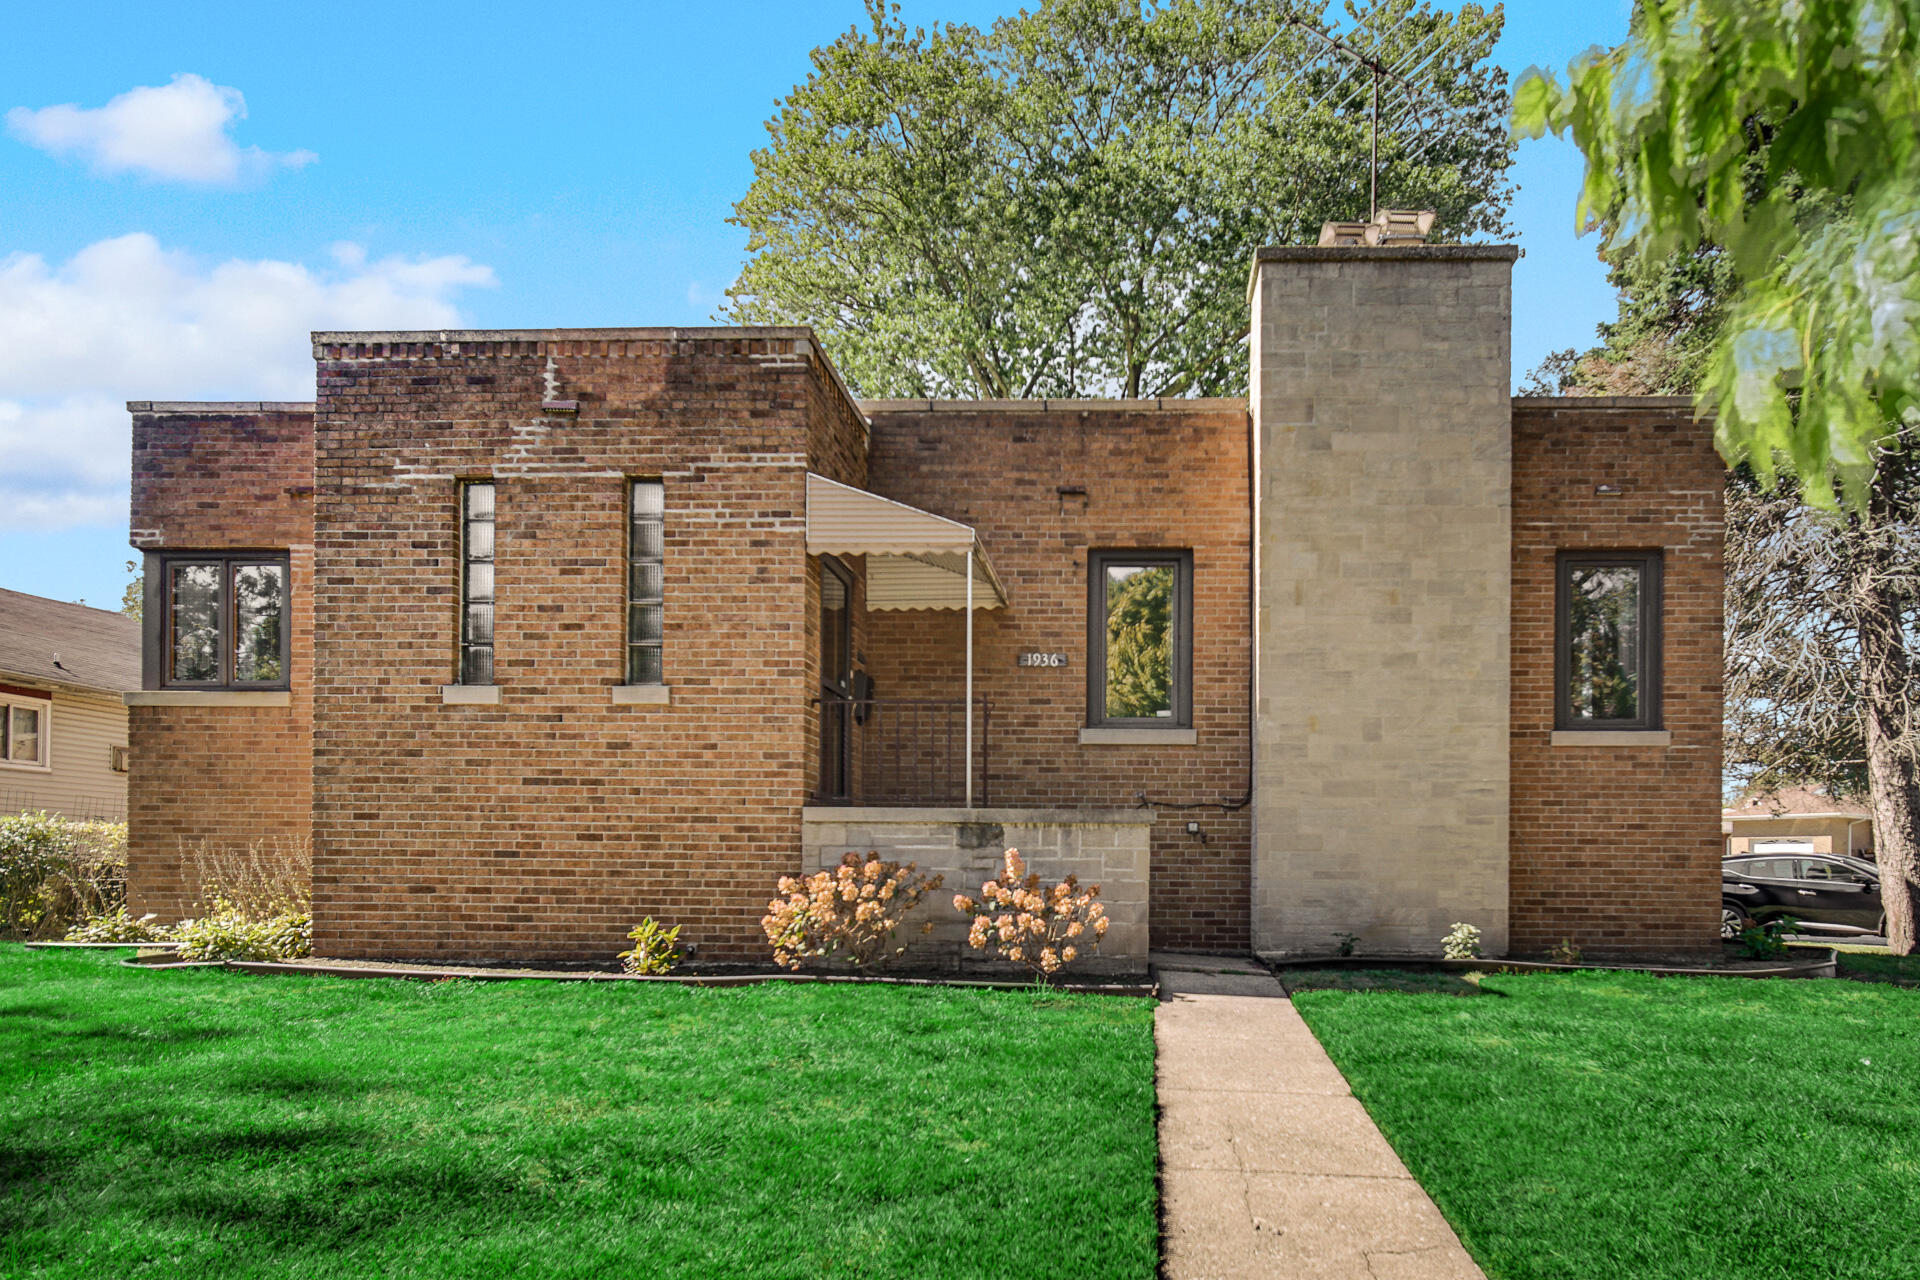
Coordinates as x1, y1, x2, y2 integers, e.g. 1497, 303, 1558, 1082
122, 242, 1725, 967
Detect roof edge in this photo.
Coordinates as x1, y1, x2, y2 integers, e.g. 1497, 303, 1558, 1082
127, 401, 316, 414
859, 397, 1247, 414
1253, 244, 1520, 264
309, 325, 818, 344
1512, 395, 1701, 410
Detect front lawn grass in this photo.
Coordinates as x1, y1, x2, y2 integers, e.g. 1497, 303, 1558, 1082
0, 947, 1156, 1279
1289, 968, 1920, 1280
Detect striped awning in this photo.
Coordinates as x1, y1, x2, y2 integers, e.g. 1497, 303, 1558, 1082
805, 473, 1008, 611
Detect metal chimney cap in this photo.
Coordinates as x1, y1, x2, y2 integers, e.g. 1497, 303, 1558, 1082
1317, 209, 1438, 247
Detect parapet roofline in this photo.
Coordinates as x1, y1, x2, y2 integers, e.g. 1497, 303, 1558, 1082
1245, 241, 1520, 303
127, 401, 316, 413
307, 324, 868, 430
308, 325, 820, 344
860, 397, 1247, 413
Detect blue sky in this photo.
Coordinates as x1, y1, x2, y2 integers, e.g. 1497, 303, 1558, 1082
0, 0, 1628, 609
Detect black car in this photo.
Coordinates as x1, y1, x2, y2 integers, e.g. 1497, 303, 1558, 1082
1722, 853, 1884, 940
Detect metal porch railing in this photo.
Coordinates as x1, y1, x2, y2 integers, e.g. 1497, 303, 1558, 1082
813, 697, 991, 807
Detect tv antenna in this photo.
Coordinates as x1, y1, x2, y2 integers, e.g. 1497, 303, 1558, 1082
1236, 8, 1485, 223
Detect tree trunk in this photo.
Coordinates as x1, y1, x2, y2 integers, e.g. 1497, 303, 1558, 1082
1857, 546, 1920, 955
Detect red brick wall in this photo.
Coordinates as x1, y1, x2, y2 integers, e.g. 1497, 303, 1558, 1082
308, 330, 864, 962
1510, 398, 1725, 958
126, 407, 316, 919
860, 401, 1253, 952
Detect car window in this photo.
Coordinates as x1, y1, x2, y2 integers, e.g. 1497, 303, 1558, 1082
1802, 860, 1867, 884
1738, 859, 1796, 879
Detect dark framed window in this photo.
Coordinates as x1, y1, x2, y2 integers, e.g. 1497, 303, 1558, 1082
1087, 549, 1193, 728
626, 479, 665, 684
152, 553, 290, 690
1555, 550, 1662, 730
460, 481, 496, 685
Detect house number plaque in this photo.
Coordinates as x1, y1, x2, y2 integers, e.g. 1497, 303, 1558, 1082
1017, 652, 1069, 668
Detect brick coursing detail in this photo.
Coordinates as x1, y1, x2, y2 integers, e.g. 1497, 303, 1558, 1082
1509, 402, 1726, 959
861, 405, 1254, 953
307, 342, 867, 962
125, 410, 316, 919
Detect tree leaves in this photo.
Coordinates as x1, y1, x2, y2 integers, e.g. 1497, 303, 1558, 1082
1514, 0, 1920, 503
726, 0, 1515, 399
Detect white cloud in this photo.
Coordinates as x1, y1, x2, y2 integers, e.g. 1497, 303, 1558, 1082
0, 233, 496, 531
6, 74, 316, 184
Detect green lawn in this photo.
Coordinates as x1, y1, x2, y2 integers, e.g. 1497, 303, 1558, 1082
0, 946, 1157, 1279
1289, 968, 1920, 1280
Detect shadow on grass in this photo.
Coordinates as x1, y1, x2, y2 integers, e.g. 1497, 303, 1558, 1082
1835, 951, 1920, 987
1277, 968, 1503, 997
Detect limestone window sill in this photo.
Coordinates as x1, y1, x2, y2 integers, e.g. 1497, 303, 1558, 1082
1079, 727, 1198, 746
125, 690, 291, 708
610, 684, 671, 705
1550, 729, 1672, 747
441, 685, 501, 705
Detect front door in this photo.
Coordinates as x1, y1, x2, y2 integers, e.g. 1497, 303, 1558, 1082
818, 558, 854, 800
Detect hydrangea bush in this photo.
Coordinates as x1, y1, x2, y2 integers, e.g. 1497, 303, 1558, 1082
954, 848, 1108, 980
763, 853, 943, 970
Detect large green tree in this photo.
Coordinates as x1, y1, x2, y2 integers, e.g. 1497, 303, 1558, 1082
727, 0, 1515, 399
1517, 0, 1920, 952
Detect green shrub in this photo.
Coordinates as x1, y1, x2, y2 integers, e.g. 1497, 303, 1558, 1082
617, 917, 683, 974
175, 901, 311, 962
1739, 915, 1797, 960
0, 812, 128, 939
65, 908, 174, 944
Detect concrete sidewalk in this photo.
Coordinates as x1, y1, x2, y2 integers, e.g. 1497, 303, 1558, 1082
1154, 955, 1485, 1280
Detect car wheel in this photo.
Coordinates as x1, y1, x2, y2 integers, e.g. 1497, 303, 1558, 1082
1721, 903, 1748, 941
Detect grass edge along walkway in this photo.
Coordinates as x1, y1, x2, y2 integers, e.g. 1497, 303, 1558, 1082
1288, 967, 1920, 1280
1, 945, 1158, 1280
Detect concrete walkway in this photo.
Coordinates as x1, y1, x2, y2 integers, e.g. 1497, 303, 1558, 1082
1153, 954, 1485, 1280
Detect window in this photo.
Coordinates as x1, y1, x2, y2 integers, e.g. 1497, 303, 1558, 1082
1802, 860, 1870, 885
155, 554, 290, 689
0, 695, 49, 769
820, 556, 852, 695
626, 480, 664, 684
1555, 551, 1662, 730
1740, 859, 1796, 880
460, 482, 496, 685
1087, 550, 1192, 728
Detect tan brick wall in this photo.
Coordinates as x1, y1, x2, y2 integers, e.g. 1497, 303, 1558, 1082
308, 330, 866, 962
1510, 398, 1724, 959
1249, 248, 1517, 957
859, 402, 1253, 952
126, 407, 316, 919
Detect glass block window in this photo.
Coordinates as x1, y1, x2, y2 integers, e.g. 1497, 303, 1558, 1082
627, 480, 665, 684
156, 555, 290, 689
1555, 551, 1663, 730
461, 482, 497, 685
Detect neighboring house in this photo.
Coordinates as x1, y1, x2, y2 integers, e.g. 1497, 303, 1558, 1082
0, 588, 140, 820
121, 227, 1727, 966
1724, 786, 1875, 861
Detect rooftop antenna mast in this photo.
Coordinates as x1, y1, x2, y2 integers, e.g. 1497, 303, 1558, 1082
1261, 11, 1482, 225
